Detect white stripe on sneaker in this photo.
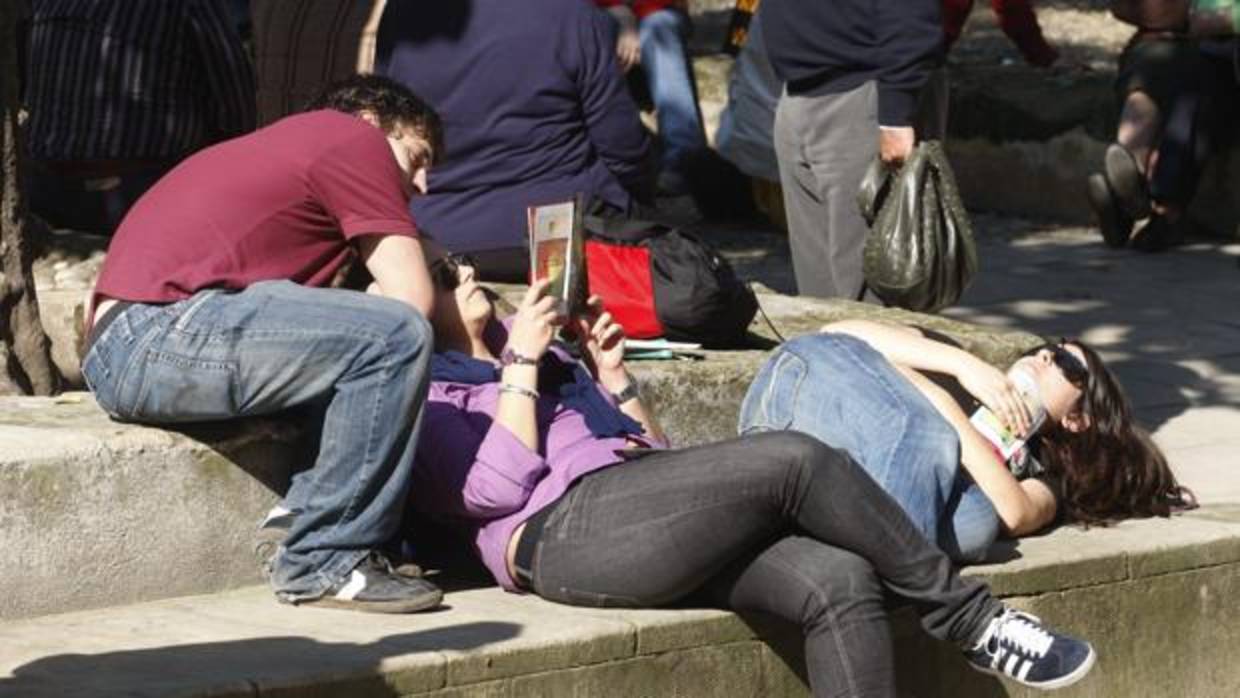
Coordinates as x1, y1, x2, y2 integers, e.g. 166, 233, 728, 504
1016, 658, 1033, 682
334, 570, 367, 601
1003, 653, 1020, 676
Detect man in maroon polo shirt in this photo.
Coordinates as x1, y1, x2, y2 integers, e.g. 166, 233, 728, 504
82, 76, 445, 613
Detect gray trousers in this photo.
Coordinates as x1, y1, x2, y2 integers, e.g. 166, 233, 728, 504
773, 73, 947, 300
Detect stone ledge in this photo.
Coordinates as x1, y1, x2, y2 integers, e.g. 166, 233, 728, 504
0, 395, 304, 620
2, 292, 1042, 620
2, 552, 1238, 698
4, 287, 1240, 695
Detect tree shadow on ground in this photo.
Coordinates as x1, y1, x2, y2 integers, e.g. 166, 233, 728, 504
0, 622, 521, 698
942, 215, 1240, 436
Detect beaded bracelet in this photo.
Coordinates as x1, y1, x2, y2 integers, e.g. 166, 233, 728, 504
499, 383, 540, 400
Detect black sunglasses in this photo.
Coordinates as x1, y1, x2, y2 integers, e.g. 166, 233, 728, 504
1025, 340, 1089, 388
429, 254, 477, 290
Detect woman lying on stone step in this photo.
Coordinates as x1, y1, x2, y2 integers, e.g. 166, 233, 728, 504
406, 254, 1096, 696
739, 321, 1196, 565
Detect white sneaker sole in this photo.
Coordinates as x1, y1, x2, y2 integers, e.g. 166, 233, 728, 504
296, 588, 444, 614
973, 645, 1097, 691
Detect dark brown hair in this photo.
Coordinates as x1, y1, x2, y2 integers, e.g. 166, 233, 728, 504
306, 74, 445, 164
1037, 341, 1196, 526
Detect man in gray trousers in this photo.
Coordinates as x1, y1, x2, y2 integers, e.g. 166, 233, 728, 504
759, 0, 945, 301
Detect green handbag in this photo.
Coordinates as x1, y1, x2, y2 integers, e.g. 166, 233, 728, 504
856, 140, 978, 314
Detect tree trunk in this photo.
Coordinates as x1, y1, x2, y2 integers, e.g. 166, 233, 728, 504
0, 0, 61, 396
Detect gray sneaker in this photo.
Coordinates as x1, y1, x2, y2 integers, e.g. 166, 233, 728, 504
294, 553, 443, 614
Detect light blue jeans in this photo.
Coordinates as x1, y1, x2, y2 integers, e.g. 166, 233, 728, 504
738, 333, 1001, 563
637, 9, 707, 171
82, 280, 432, 600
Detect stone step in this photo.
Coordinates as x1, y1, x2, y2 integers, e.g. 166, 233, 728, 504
1, 280, 1041, 621
2, 508, 1239, 697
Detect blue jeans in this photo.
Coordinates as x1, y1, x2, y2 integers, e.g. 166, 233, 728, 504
738, 334, 1000, 563
82, 281, 432, 601
637, 9, 707, 171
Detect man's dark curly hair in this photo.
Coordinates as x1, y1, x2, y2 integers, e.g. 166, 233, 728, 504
306, 74, 445, 164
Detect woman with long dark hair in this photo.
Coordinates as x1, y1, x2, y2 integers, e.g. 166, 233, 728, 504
739, 321, 1194, 563
406, 255, 1096, 697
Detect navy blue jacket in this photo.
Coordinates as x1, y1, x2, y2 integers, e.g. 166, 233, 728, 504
759, 0, 943, 127
377, 0, 651, 253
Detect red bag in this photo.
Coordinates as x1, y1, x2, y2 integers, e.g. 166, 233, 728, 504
583, 215, 758, 347
585, 237, 665, 339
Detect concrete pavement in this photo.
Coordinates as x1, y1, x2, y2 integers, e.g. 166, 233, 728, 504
946, 216, 1240, 509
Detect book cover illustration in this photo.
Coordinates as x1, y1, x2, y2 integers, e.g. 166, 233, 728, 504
527, 195, 587, 316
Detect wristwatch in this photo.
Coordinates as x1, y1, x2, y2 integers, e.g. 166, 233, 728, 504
500, 347, 539, 367
611, 381, 640, 405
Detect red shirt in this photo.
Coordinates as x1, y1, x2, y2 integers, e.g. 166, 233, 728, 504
94, 110, 418, 304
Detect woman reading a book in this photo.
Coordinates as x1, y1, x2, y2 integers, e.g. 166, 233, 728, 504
407, 254, 1097, 695
739, 321, 1194, 564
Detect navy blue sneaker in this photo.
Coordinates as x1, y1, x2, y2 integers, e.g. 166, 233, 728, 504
965, 608, 1096, 690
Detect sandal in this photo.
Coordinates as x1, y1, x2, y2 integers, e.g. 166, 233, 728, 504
1086, 173, 1133, 248
1103, 143, 1152, 220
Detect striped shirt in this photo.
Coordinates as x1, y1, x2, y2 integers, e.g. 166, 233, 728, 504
251, 0, 387, 126
26, 0, 256, 163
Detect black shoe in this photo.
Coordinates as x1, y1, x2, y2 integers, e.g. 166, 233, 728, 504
1086, 173, 1133, 248
1104, 143, 1151, 220
296, 553, 444, 614
964, 608, 1096, 690
254, 506, 424, 581
1130, 214, 1188, 253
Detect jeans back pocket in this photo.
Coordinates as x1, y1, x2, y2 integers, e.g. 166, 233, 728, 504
126, 349, 240, 422
738, 348, 806, 434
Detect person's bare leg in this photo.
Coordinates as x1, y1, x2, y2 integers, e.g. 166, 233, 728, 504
1117, 90, 1161, 174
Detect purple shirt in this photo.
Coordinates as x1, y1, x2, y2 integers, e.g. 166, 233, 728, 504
410, 341, 666, 591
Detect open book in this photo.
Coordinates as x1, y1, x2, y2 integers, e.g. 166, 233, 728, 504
527, 194, 588, 317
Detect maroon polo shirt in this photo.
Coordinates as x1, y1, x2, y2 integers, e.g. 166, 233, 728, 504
93, 110, 418, 305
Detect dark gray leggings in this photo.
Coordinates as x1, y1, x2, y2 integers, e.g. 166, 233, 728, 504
526, 432, 1000, 698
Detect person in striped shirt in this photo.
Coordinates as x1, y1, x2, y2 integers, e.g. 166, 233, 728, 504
24, 0, 256, 234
